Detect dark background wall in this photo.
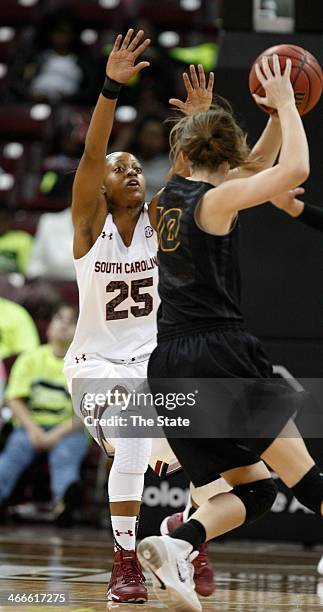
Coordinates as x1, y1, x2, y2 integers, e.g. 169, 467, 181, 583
216, 31, 323, 376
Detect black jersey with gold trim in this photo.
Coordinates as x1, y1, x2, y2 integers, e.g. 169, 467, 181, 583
156, 174, 243, 340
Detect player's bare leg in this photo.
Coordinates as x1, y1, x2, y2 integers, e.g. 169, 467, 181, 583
139, 462, 275, 612
160, 478, 232, 596
260, 420, 323, 516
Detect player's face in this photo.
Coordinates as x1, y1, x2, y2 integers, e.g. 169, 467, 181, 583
47, 306, 76, 344
103, 153, 146, 206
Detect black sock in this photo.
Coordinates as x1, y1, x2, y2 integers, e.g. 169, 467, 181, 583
169, 518, 206, 550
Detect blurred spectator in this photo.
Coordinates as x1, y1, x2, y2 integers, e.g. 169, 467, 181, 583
26, 207, 75, 281
1, 304, 88, 525
39, 110, 89, 199
0, 297, 39, 360
110, 17, 175, 110
112, 115, 170, 201
9, 8, 97, 105
0, 361, 6, 406
0, 205, 33, 275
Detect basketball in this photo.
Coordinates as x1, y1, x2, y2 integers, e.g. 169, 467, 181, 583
249, 44, 323, 115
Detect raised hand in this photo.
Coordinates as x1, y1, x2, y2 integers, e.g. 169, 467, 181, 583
106, 29, 151, 84
253, 55, 295, 111
169, 64, 214, 116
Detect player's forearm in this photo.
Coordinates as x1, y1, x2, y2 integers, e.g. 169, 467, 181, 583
84, 95, 117, 161
8, 398, 40, 432
249, 115, 281, 170
277, 103, 309, 183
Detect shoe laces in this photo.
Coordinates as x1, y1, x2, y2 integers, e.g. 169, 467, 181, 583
119, 553, 145, 584
177, 554, 194, 586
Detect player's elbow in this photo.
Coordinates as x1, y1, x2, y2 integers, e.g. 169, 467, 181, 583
292, 164, 310, 184
281, 163, 309, 189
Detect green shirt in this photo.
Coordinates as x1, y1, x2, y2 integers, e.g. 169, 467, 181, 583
0, 230, 33, 274
5, 344, 72, 426
0, 298, 39, 360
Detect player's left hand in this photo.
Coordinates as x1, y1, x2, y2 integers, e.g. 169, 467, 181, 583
106, 29, 151, 83
271, 187, 305, 216
169, 64, 214, 116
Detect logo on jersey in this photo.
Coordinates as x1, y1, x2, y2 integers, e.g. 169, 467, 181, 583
145, 225, 154, 238
157, 207, 182, 252
101, 231, 113, 240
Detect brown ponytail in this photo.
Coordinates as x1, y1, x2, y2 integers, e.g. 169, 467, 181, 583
170, 99, 260, 172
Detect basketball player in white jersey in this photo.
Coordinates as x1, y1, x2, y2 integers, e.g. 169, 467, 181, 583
64, 29, 284, 603
63, 29, 219, 603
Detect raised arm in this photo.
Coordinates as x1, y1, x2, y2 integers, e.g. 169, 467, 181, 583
229, 114, 282, 180
72, 29, 150, 258
199, 55, 309, 234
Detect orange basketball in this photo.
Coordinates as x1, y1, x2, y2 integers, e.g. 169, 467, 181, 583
249, 44, 323, 115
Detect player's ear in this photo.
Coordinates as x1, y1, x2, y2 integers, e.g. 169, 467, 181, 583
174, 150, 191, 177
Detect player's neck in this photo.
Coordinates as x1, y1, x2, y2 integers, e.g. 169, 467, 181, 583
110, 202, 144, 223
190, 166, 228, 187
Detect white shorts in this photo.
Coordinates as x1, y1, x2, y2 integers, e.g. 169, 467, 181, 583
63, 356, 178, 473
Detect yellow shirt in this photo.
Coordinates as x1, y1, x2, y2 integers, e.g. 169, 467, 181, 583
0, 298, 39, 359
5, 344, 72, 426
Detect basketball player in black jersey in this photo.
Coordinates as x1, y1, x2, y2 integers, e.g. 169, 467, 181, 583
138, 55, 323, 611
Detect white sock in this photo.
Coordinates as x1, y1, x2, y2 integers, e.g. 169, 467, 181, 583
111, 515, 137, 551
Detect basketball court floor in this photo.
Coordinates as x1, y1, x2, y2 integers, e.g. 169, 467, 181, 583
0, 525, 322, 611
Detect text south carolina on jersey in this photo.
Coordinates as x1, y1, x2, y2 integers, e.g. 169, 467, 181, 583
94, 256, 157, 275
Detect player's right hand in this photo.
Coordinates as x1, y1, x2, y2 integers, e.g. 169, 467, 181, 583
253, 54, 295, 111
106, 29, 151, 84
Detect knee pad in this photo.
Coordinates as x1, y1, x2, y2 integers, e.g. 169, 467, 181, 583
112, 438, 151, 474
108, 469, 144, 503
292, 465, 323, 515
233, 478, 277, 525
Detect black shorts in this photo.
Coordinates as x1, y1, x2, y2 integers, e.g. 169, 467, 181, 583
148, 326, 298, 487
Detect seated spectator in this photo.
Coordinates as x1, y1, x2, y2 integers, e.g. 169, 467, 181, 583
111, 17, 175, 110
112, 115, 170, 202
1, 304, 88, 525
39, 110, 90, 199
8, 7, 97, 105
0, 297, 39, 360
0, 205, 33, 275
26, 207, 75, 281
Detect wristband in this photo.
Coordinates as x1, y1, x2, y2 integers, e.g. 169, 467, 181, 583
101, 75, 122, 100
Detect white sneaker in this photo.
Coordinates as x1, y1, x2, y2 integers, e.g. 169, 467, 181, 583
138, 534, 202, 611
317, 554, 323, 575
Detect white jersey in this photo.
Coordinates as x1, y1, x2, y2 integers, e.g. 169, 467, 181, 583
65, 207, 159, 364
